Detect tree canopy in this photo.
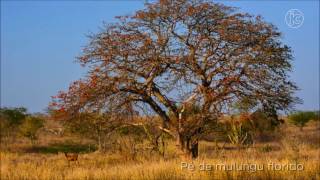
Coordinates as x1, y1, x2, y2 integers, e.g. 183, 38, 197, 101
50, 0, 299, 158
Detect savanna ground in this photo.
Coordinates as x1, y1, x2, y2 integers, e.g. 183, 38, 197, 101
1, 119, 319, 180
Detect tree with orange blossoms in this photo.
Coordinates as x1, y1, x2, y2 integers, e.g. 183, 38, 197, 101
50, 0, 299, 159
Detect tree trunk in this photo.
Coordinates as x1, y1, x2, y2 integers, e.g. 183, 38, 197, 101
176, 134, 199, 159
176, 114, 199, 159
160, 136, 165, 157
191, 141, 198, 158
30, 136, 36, 147
97, 133, 102, 151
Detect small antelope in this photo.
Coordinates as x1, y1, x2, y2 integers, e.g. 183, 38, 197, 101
64, 152, 79, 166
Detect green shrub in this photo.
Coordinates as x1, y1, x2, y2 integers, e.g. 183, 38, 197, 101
226, 116, 253, 148
0, 107, 28, 138
312, 111, 320, 121
260, 145, 273, 153
19, 116, 44, 145
288, 111, 317, 131
227, 122, 248, 147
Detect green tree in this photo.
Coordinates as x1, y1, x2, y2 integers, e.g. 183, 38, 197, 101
288, 111, 317, 131
0, 107, 28, 142
65, 112, 120, 151
312, 111, 320, 121
19, 116, 44, 145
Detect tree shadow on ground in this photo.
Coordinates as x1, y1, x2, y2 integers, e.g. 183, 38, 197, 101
24, 143, 97, 154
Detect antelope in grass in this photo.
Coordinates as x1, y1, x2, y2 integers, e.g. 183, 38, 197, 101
64, 152, 79, 166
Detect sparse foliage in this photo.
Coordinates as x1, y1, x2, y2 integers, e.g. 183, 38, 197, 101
50, 0, 298, 158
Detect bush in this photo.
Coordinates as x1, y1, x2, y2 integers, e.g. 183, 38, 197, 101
64, 112, 130, 152
288, 111, 317, 131
227, 121, 251, 147
260, 145, 273, 153
312, 111, 320, 121
19, 116, 44, 145
0, 107, 28, 143
237, 109, 283, 143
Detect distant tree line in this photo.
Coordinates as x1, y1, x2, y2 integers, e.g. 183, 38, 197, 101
0, 107, 44, 146
288, 111, 319, 131
1, 105, 319, 159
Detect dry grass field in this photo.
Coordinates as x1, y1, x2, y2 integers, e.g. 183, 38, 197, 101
2, 0, 319, 179
1, 120, 319, 180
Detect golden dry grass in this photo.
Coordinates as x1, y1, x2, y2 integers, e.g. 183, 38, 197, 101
1, 121, 319, 180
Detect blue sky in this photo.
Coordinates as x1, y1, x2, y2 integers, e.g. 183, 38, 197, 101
1, 0, 319, 113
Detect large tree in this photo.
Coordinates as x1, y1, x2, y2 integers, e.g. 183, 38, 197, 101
50, 0, 299, 158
